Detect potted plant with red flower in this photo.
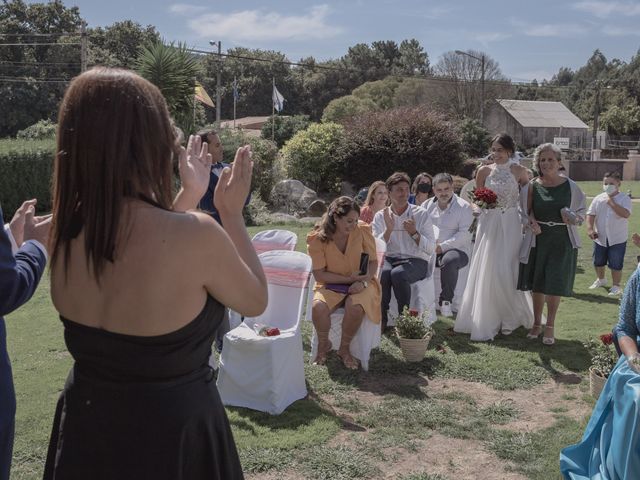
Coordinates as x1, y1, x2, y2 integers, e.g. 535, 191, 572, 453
584, 333, 618, 398
395, 307, 434, 362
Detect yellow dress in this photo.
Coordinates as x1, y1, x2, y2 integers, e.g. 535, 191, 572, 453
307, 223, 382, 324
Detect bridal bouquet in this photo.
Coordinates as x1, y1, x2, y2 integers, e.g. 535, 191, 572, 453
467, 187, 498, 234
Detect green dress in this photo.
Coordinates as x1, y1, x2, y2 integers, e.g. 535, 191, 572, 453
517, 180, 577, 297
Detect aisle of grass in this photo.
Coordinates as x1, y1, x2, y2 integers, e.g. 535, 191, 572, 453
7, 190, 639, 479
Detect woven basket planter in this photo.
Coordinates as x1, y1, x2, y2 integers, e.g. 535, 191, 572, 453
397, 332, 433, 362
589, 368, 607, 398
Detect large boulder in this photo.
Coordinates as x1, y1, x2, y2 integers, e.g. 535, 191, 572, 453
270, 179, 318, 213
306, 199, 327, 217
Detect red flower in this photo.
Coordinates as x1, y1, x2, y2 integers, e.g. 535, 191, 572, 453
409, 309, 419, 317
600, 333, 614, 345
474, 188, 498, 205
266, 327, 280, 336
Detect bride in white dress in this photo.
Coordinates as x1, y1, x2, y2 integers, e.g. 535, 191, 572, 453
454, 134, 534, 341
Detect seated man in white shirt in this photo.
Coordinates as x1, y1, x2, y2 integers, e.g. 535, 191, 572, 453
372, 172, 436, 330
422, 173, 474, 317
586, 171, 632, 296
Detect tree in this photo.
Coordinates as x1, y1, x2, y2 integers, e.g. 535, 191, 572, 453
459, 117, 490, 157
89, 20, 160, 68
260, 115, 311, 148
434, 50, 509, 119
321, 95, 379, 123
135, 41, 202, 134
0, 0, 84, 136
281, 122, 346, 193
352, 77, 402, 110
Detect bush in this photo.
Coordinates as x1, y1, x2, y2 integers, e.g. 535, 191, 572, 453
339, 106, 463, 188
243, 195, 271, 226
321, 95, 379, 124
16, 119, 57, 140
260, 115, 311, 148
459, 117, 490, 157
215, 128, 279, 202
0, 138, 55, 221
281, 122, 345, 193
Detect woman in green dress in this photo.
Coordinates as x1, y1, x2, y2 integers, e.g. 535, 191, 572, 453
518, 143, 586, 345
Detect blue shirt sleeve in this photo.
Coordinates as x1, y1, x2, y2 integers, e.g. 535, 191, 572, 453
615, 267, 640, 340
0, 207, 47, 316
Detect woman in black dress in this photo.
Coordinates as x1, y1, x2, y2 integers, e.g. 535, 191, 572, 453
43, 67, 267, 479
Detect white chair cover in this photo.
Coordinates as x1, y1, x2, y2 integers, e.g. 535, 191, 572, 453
251, 229, 298, 254
308, 238, 386, 371
227, 229, 299, 331
387, 254, 437, 327
217, 250, 311, 415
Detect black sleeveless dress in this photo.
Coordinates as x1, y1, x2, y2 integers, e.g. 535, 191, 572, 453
43, 295, 244, 479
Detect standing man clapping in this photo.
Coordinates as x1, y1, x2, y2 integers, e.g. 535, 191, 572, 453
1, 199, 50, 480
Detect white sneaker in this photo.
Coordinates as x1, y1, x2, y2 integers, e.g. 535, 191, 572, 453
440, 301, 453, 317
608, 285, 622, 296
589, 278, 608, 289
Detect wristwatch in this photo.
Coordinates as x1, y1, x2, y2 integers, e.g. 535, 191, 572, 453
362, 280, 368, 288
411, 232, 420, 241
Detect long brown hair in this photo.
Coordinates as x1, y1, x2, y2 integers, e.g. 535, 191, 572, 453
365, 181, 386, 206
51, 67, 177, 280
314, 196, 360, 243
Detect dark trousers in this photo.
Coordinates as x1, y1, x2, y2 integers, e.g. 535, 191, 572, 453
0, 320, 15, 480
380, 256, 429, 325
437, 249, 469, 304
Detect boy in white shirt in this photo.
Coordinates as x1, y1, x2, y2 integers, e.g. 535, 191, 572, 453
586, 172, 632, 296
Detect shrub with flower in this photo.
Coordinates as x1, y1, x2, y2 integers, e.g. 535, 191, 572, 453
584, 333, 618, 377
395, 307, 433, 339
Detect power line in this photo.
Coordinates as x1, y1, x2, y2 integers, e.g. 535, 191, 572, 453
0, 42, 81, 46
0, 32, 80, 37
0, 60, 81, 66
0, 77, 70, 83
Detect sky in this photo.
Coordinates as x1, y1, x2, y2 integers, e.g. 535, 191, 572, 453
43, 0, 640, 82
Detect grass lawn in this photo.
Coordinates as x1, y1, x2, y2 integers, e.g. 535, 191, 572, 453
7, 182, 639, 480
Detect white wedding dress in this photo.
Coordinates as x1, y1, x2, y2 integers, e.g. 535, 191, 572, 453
454, 162, 534, 341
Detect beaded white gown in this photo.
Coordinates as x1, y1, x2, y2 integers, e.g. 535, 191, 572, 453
454, 163, 534, 341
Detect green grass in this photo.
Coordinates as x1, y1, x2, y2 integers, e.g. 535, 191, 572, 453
577, 180, 640, 198
6, 183, 639, 479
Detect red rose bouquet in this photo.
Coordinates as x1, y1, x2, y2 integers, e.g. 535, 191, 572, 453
467, 187, 498, 235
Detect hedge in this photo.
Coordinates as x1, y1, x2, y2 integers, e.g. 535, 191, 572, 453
340, 106, 464, 187
0, 139, 55, 221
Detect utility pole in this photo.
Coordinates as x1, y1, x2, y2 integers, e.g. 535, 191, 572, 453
80, 22, 87, 72
209, 40, 222, 125
592, 81, 601, 157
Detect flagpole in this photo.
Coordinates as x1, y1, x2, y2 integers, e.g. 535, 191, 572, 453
193, 77, 197, 127
272, 77, 275, 142
233, 76, 237, 129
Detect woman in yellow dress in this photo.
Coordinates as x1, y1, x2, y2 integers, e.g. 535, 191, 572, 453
307, 196, 381, 369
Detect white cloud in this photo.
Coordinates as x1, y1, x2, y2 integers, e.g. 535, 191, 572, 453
473, 32, 511, 45
421, 6, 455, 19
572, 1, 640, 18
185, 5, 343, 42
524, 23, 588, 37
602, 24, 640, 36
168, 3, 207, 15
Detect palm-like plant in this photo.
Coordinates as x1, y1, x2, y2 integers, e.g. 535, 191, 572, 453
135, 41, 203, 133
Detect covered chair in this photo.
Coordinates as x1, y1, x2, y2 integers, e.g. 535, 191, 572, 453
227, 229, 299, 331
216, 250, 312, 414
308, 238, 386, 371
251, 229, 298, 254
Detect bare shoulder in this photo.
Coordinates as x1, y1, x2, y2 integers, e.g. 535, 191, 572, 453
476, 165, 492, 180
170, 210, 226, 251
510, 163, 527, 175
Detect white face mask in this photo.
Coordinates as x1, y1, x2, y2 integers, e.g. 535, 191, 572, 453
603, 184, 617, 195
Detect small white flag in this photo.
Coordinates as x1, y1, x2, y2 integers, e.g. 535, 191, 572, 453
272, 84, 285, 112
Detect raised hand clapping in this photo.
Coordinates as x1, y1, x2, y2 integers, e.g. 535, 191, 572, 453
214, 145, 253, 219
